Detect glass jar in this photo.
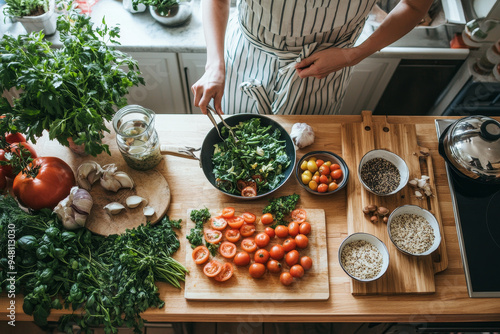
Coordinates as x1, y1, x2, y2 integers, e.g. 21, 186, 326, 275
112, 105, 163, 171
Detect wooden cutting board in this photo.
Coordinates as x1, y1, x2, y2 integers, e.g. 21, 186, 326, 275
340, 111, 448, 295
184, 207, 329, 301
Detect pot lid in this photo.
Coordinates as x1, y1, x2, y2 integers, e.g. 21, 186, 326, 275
447, 115, 500, 181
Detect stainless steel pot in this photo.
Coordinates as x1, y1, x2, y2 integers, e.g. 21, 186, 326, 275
438, 115, 500, 184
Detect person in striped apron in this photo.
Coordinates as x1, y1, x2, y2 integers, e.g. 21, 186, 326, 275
192, 0, 434, 115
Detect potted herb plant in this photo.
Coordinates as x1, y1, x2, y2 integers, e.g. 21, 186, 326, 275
0, 11, 145, 156
2, 0, 57, 35
132, 0, 192, 26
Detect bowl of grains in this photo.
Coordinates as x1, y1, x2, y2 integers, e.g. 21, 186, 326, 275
387, 205, 441, 256
358, 149, 409, 196
338, 232, 390, 282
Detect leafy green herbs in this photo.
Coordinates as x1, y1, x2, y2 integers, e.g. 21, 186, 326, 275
0, 195, 187, 333
263, 194, 300, 227
186, 208, 210, 248
212, 118, 291, 196
0, 11, 144, 156
132, 0, 178, 16
2, 0, 48, 18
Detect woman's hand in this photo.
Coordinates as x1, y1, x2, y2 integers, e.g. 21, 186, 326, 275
295, 47, 360, 79
191, 65, 225, 115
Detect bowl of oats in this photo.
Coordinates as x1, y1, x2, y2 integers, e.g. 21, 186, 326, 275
358, 149, 409, 196
338, 232, 390, 282
387, 205, 441, 256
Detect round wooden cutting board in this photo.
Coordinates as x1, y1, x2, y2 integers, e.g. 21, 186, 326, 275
85, 167, 171, 236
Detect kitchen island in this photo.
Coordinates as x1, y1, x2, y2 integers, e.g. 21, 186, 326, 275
1, 114, 499, 325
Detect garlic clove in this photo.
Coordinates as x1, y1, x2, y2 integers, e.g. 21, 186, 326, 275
415, 190, 423, 200
126, 195, 147, 209
408, 179, 418, 188
143, 206, 155, 217
99, 164, 134, 192
77, 161, 103, 190
104, 202, 126, 215
114, 171, 135, 189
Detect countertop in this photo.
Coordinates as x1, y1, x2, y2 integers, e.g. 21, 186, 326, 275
1, 114, 499, 323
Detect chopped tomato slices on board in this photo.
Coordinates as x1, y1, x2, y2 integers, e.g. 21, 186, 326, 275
204, 229, 222, 244
192, 246, 210, 265
203, 260, 223, 277
214, 263, 234, 282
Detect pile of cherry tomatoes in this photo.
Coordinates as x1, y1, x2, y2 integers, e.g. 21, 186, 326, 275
191, 207, 313, 286
299, 156, 343, 193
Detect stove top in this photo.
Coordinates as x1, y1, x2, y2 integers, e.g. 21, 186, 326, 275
436, 119, 500, 297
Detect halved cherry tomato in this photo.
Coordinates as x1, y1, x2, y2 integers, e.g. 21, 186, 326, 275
295, 234, 309, 249
227, 216, 245, 229
300, 256, 313, 271
249, 263, 266, 278
299, 222, 311, 235
240, 223, 256, 237
265, 227, 276, 238
291, 209, 307, 222
233, 251, 251, 266
267, 259, 282, 273
285, 250, 300, 266
241, 186, 257, 197
270, 244, 285, 260
241, 212, 256, 224
254, 249, 270, 264
252, 174, 264, 183
192, 245, 210, 265
221, 207, 235, 218
225, 228, 241, 243
280, 272, 293, 286
290, 264, 305, 278
260, 213, 274, 225
275, 225, 288, 238
204, 229, 223, 244
210, 216, 228, 230
203, 260, 223, 277
331, 169, 343, 180
255, 232, 270, 248
219, 241, 237, 259
214, 263, 234, 282
288, 222, 300, 237
241, 238, 257, 253
283, 238, 297, 252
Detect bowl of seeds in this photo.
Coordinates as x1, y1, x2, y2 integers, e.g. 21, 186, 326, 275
358, 149, 409, 196
338, 232, 390, 282
387, 205, 441, 256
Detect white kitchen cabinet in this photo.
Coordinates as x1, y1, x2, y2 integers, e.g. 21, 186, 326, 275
179, 53, 207, 114
339, 57, 399, 115
125, 52, 187, 114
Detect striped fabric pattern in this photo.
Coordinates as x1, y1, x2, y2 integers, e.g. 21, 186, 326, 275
222, 0, 377, 115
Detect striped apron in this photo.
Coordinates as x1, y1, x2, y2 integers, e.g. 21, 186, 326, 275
222, 0, 377, 115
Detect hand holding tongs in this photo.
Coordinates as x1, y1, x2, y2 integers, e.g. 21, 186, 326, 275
206, 105, 238, 142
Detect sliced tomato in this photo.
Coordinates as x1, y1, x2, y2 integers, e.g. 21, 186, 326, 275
203, 260, 223, 277
227, 216, 244, 229
241, 212, 256, 224
214, 263, 234, 282
291, 209, 307, 222
241, 237, 257, 253
241, 186, 257, 197
210, 216, 228, 231
219, 241, 237, 259
221, 207, 235, 218
225, 228, 241, 243
204, 229, 223, 244
192, 245, 210, 265
240, 223, 256, 237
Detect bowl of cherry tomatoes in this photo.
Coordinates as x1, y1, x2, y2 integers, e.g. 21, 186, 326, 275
295, 151, 349, 195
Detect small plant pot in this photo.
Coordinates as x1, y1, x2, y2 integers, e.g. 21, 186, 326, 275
123, 0, 147, 13
149, 2, 192, 27
16, 0, 57, 35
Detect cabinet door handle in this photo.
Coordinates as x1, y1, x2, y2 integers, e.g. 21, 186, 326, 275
183, 66, 193, 114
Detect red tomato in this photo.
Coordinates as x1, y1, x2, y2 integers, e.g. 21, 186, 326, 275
204, 229, 223, 244
328, 182, 339, 192
227, 216, 245, 229
260, 213, 274, 225
312, 175, 320, 184
233, 251, 251, 266
315, 159, 324, 167
0, 142, 38, 178
13, 157, 74, 210
264, 227, 275, 238
5, 133, 26, 144
255, 232, 270, 248
192, 246, 210, 265
214, 263, 234, 282
291, 209, 307, 222
249, 263, 266, 278
331, 169, 343, 180
285, 250, 300, 266
317, 183, 328, 193
319, 175, 329, 184
318, 165, 330, 176
219, 241, 237, 259
282, 238, 297, 252
295, 234, 309, 249
241, 212, 256, 224
275, 225, 288, 238
290, 264, 305, 278
280, 272, 293, 286
221, 207, 235, 218
330, 163, 341, 171
288, 222, 300, 237
203, 260, 223, 277
0, 169, 6, 191
240, 223, 256, 237
269, 244, 285, 260
254, 249, 270, 264
225, 228, 241, 243
210, 216, 228, 230
241, 237, 257, 253
300, 256, 313, 271
266, 259, 282, 273
299, 222, 311, 235
241, 186, 257, 197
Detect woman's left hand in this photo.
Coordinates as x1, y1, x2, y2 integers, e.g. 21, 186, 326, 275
295, 47, 360, 79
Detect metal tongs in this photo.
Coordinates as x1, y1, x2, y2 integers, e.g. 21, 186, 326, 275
206, 105, 238, 142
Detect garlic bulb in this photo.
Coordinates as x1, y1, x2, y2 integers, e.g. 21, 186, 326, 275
54, 187, 93, 230
100, 164, 135, 192
126, 196, 147, 209
290, 123, 315, 149
76, 161, 103, 190
104, 202, 126, 215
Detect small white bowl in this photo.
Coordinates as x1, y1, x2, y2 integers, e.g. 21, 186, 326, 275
358, 149, 409, 196
338, 233, 390, 282
387, 205, 442, 256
